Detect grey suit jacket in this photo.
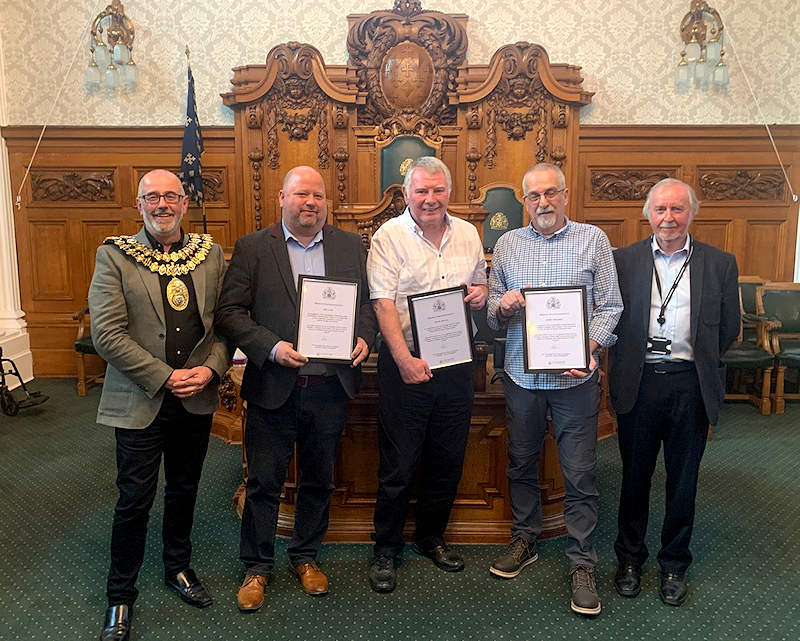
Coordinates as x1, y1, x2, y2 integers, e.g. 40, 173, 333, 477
214, 223, 378, 410
609, 237, 739, 426
88, 228, 230, 428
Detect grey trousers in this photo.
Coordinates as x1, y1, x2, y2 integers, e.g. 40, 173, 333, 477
502, 373, 600, 567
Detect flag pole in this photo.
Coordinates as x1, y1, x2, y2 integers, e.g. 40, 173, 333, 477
180, 45, 207, 234
185, 46, 208, 234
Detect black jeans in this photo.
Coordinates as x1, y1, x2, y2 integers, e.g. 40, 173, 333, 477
240, 378, 349, 576
615, 366, 710, 575
372, 343, 474, 558
106, 393, 212, 605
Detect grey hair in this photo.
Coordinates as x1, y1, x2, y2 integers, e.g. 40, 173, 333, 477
643, 178, 700, 219
522, 163, 566, 194
403, 156, 452, 194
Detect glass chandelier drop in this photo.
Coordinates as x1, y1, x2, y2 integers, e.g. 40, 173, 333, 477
85, 1, 139, 95
675, 1, 728, 92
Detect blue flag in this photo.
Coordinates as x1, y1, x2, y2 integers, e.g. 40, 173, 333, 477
179, 65, 204, 207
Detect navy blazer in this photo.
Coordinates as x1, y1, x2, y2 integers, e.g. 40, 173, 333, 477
215, 223, 378, 410
608, 237, 739, 426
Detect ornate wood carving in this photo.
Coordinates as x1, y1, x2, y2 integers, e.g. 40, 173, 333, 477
246, 103, 263, 129
333, 147, 349, 203
30, 170, 114, 202
481, 44, 556, 168
346, 0, 467, 137
590, 169, 675, 200
249, 150, 264, 230
356, 185, 407, 246
200, 169, 225, 203
250, 42, 335, 171
466, 147, 482, 201
699, 168, 785, 200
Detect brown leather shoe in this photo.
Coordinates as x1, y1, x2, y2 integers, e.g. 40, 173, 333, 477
236, 574, 267, 611
291, 562, 329, 596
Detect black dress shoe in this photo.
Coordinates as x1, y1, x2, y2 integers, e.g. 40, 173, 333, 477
100, 604, 132, 641
659, 572, 688, 606
614, 564, 641, 597
165, 568, 213, 608
411, 542, 465, 572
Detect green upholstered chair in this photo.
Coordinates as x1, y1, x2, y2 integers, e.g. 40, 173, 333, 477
379, 136, 435, 194
73, 308, 104, 396
757, 283, 800, 414
473, 183, 524, 254
721, 315, 775, 415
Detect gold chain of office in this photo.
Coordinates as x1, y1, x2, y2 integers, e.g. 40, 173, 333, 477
103, 233, 214, 276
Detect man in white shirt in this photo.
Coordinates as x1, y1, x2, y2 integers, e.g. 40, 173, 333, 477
366, 157, 487, 593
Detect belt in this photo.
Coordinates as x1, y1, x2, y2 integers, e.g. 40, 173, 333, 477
644, 361, 696, 375
295, 374, 337, 387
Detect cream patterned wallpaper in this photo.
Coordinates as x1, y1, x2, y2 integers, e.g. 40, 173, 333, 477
0, 0, 798, 127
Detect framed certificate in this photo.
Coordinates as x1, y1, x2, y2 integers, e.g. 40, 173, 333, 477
521, 286, 590, 373
408, 285, 474, 370
295, 275, 360, 363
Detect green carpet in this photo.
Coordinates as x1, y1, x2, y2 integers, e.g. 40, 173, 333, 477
0, 379, 798, 640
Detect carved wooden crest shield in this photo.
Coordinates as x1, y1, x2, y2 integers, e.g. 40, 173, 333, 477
381, 42, 435, 113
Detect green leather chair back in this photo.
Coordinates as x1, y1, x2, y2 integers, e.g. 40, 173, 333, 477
380, 136, 435, 194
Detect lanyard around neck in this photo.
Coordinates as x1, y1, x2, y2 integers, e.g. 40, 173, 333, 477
653, 238, 693, 326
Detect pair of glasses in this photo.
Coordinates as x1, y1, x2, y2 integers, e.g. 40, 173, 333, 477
524, 188, 565, 202
139, 192, 184, 204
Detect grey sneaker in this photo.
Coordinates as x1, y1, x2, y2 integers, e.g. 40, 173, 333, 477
570, 565, 601, 615
489, 535, 538, 578
369, 554, 396, 593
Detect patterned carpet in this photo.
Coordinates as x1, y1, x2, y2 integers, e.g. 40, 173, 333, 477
0, 379, 797, 640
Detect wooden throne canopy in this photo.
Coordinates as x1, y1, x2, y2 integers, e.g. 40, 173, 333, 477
221, 0, 593, 244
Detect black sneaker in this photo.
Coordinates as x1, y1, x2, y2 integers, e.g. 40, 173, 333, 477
489, 535, 538, 578
369, 554, 396, 593
570, 565, 601, 615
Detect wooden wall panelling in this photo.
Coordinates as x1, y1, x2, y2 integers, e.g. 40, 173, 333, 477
2, 126, 240, 378
578, 126, 800, 281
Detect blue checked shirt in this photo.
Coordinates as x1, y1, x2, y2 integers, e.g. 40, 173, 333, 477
487, 219, 622, 390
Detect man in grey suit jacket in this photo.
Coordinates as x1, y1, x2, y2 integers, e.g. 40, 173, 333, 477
609, 178, 739, 607
89, 170, 229, 641
215, 166, 377, 611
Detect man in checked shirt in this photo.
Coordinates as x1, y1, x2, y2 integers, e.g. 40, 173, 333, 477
487, 163, 622, 616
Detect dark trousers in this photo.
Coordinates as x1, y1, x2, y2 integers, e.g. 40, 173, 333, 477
502, 374, 600, 567
106, 393, 212, 606
372, 343, 474, 558
240, 378, 349, 577
615, 366, 710, 575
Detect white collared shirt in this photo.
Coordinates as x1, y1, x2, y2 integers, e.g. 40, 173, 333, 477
367, 208, 487, 349
646, 234, 693, 363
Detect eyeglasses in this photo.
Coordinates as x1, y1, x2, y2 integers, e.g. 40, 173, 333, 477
139, 192, 184, 205
524, 188, 565, 202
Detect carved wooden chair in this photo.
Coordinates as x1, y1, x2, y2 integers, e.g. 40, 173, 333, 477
721, 287, 775, 415
756, 283, 800, 413
73, 308, 104, 396
738, 275, 767, 341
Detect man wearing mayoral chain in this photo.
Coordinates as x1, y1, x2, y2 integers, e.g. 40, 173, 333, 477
90, 169, 229, 641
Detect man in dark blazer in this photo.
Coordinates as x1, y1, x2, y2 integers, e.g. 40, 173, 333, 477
215, 166, 377, 611
90, 169, 230, 641
609, 178, 739, 607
